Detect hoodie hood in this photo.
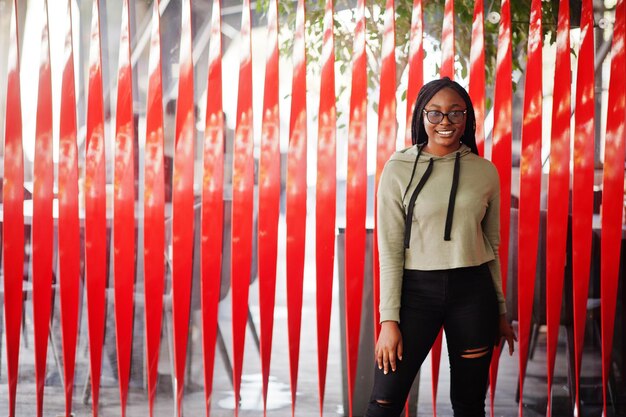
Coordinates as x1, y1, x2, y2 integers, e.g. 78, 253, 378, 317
390, 143, 472, 163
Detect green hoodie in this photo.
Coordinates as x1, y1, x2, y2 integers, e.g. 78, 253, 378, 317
377, 143, 506, 323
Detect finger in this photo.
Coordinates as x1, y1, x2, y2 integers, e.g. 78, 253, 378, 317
397, 339, 403, 361
508, 336, 515, 355
383, 350, 390, 374
389, 350, 396, 372
376, 347, 383, 369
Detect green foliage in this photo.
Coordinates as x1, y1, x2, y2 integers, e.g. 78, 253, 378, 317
258, 0, 560, 109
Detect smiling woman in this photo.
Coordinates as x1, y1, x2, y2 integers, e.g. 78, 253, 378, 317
366, 77, 516, 417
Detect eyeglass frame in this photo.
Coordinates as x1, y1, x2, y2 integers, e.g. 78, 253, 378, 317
423, 109, 467, 124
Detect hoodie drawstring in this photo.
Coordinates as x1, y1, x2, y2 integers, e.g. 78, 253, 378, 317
404, 157, 433, 248
444, 152, 461, 241
403, 149, 461, 248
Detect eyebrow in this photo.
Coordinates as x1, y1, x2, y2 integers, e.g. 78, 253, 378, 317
426, 103, 465, 109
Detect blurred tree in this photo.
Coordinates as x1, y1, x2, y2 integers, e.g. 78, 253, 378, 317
256, 0, 579, 109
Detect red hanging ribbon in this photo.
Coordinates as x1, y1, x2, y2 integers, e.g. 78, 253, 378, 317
257, 0, 280, 411
315, 0, 336, 410
113, 0, 135, 414
286, 0, 307, 413
32, 1, 53, 415
143, 2, 165, 416
231, 0, 254, 413
58, 2, 81, 415
430, 3, 457, 412
572, 0, 595, 413
440, 0, 455, 79
517, 1, 543, 413
469, 0, 486, 156
373, 0, 397, 340
201, 0, 225, 413
345, 0, 367, 413
405, 0, 424, 147
545, 0, 570, 414
84, 0, 107, 414
2, 2, 24, 415
600, 1, 625, 414
488, 0, 513, 414
171, 0, 195, 413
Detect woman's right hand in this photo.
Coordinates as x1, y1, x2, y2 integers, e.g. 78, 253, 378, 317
376, 321, 403, 374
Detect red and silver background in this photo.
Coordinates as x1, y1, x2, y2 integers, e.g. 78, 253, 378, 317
0, 0, 624, 416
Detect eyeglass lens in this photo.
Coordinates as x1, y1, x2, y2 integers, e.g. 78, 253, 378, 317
425, 110, 465, 124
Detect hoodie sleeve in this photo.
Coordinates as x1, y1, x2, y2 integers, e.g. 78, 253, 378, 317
482, 182, 507, 315
377, 160, 407, 323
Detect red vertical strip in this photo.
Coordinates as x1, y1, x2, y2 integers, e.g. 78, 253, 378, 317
286, 0, 307, 414
405, 0, 424, 147
488, 0, 512, 414
469, 0, 486, 156
201, 0, 224, 414
431, 2, 458, 411
571, 0, 595, 413
143, 2, 165, 416
172, 0, 195, 414
315, 0, 336, 410
600, 1, 625, 414
373, 0, 397, 340
440, 0, 455, 79
430, 328, 443, 417
345, 0, 367, 413
516, 1, 542, 413
257, 0, 280, 411
32, 1, 53, 415
84, 0, 107, 415
545, 0, 570, 415
113, 0, 135, 414
2, 2, 23, 415
231, 0, 254, 414
58, 2, 81, 415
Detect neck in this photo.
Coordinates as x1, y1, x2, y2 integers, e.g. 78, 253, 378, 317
423, 142, 461, 157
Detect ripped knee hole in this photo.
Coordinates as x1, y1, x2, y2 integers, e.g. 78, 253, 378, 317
375, 399, 393, 407
460, 346, 489, 359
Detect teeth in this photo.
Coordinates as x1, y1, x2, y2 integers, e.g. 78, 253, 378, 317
437, 130, 453, 135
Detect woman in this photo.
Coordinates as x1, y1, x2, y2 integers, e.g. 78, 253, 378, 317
367, 77, 517, 417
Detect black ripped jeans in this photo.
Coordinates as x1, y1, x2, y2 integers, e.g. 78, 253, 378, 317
366, 264, 499, 417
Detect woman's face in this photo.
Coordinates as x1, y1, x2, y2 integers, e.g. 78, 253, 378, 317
422, 87, 467, 156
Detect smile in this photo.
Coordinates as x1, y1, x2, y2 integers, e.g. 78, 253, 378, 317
436, 129, 455, 137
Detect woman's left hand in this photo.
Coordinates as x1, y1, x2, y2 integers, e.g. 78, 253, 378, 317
497, 314, 517, 355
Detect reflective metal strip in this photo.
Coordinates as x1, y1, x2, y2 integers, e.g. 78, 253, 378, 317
345, 0, 368, 412
405, 0, 424, 147
2, 1, 24, 415
143, 1, 165, 415
572, 0, 595, 413
58, 1, 81, 415
489, 0, 513, 412
231, 0, 255, 413
201, 0, 225, 413
32, 1, 53, 415
545, 0, 571, 414
113, 0, 135, 414
600, 1, 626, 414
517, 1, 543, 413
315, 0, 337, 409
286, 0, 308, 413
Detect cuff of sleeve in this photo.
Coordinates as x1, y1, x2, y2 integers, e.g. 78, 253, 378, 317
498, 301, 507, 315
379, 309, 400, 324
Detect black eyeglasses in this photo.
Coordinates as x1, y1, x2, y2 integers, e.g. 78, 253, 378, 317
423, 109, 467, 124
